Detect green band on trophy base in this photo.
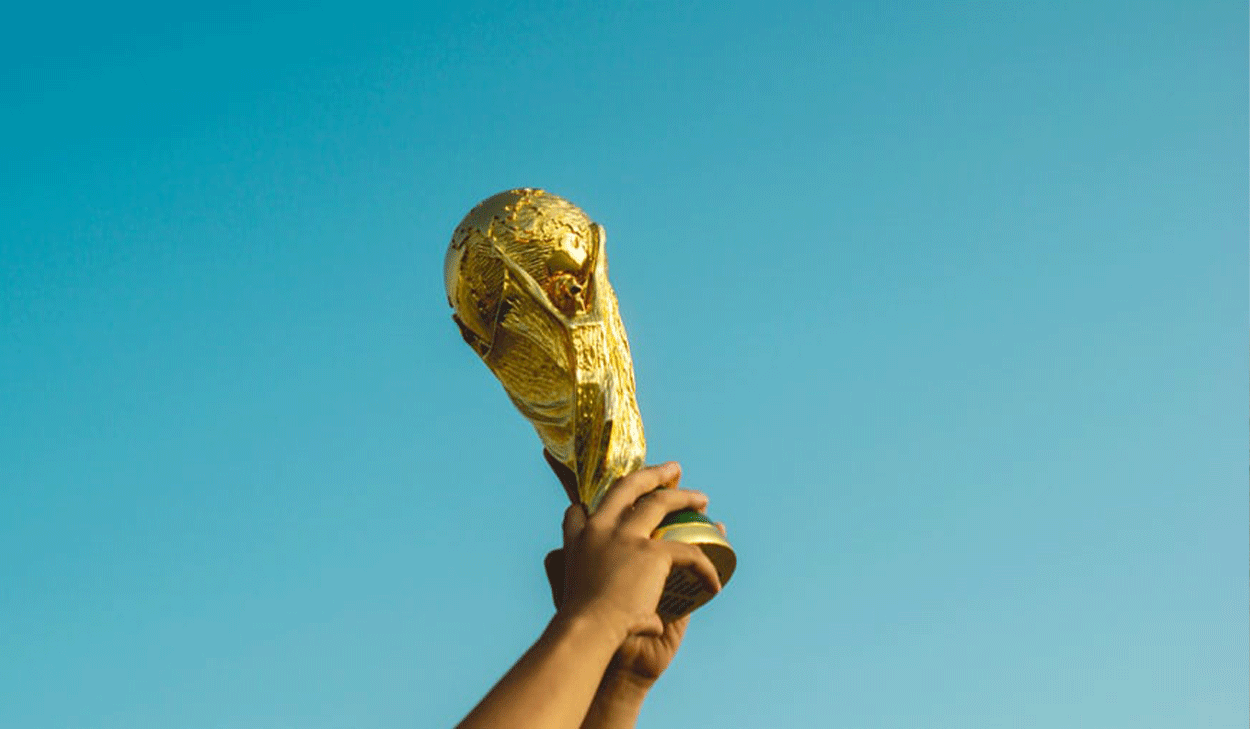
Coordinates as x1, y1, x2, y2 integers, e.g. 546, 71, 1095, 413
653, 509, 735, 619
657, 508, 715, 528
446, 189, 736, 621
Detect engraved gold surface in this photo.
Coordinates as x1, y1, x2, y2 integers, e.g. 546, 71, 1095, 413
445, 189, 736, 606
445, 189, 644, 510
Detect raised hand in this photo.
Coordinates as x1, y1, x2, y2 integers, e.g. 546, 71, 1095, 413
542, 453, 725, 727
456, 459, 720, 729
555, 462, 721, 637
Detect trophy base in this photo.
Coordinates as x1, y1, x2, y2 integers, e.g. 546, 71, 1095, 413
652, 510, 736, 621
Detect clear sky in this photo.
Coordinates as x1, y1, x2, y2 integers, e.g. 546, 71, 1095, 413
1, 2, 1245, 728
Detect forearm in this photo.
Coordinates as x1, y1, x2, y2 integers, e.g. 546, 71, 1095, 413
457, 611, 624, 729
580, 671, 652, 729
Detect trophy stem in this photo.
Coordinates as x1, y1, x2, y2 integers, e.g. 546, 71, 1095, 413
446, 189, 736, 622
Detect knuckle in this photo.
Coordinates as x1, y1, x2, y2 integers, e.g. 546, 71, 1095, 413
653, 491, 684, 508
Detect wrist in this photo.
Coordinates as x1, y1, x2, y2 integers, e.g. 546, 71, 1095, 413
549, 604, 630, 656
599, 667, 654, 702
553, 601, 632, 649
582, 668, 650, 729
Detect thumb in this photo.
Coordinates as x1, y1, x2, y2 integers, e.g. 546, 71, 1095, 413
637, 613, 665, 637
562, 503, 588, 548
543, 549, 565, 609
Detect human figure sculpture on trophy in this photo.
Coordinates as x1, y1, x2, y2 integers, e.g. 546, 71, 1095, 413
447, 189, 736, 729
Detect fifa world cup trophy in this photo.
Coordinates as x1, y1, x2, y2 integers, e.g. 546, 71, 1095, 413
444, 189, 735, 619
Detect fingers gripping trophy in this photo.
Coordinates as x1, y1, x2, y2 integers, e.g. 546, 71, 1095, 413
444, 189, 736, 619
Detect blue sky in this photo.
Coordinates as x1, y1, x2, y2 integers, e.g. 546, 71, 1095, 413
1, 2, 1245, 727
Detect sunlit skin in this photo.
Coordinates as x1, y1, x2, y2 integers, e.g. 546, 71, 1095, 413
448, 190, 735, 729
546, 521, 728, 729
445, 191, 735, 594
542, 452, 727, 728
455, 462, 723, 729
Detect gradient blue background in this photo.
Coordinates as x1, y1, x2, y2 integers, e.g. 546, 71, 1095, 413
2, 2, 1245, 727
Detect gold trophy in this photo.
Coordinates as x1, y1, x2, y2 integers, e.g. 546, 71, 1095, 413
444, 188, 735, 619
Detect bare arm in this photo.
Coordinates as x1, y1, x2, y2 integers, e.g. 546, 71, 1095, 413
455, 609, 626, 729
577, 662, 659, 729
548, 542, 706, 729
456, 462, 722, 729
542, 452, 728, 729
